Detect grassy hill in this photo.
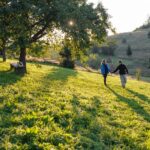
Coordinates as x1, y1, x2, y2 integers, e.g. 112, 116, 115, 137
109, 28, 150, 77
0, 61, 150, 149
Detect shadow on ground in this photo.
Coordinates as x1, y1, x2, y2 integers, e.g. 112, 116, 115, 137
126, 88, 150, 104
46, 67, 77, 81
70, 94, 141, 149
108, 86, 150, 122
0, 70, 24, 87
38, 67, 78, 91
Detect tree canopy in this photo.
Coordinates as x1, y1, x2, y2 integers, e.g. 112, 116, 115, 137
0, 0, 111, 72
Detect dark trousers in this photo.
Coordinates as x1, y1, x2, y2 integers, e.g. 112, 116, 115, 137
103, 74, 107, 85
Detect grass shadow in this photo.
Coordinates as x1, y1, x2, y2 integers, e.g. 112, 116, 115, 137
126, 88, 150, 104
34, 66, 78, 97
70, 95, 106, 149
36, 67, 78, 92
45, 67, 77, 81
107, 86, 150, 122
27, 60, 59, 68
70, 95, 141, 149
0, 70, 23, 87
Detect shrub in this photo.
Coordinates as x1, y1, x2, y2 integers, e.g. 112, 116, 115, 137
100, 42, 116, 56
59, 46, 75, 69
126, 45, 132, 56
61, 60, 75, 69
147, 31, 150, 39
106, 57, 112, 63
122, 38, 127, 44
135, 68, 141, 80
87, 54, 101, 69
91, 45, 100, 54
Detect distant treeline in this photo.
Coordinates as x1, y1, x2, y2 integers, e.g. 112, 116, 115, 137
135, 17, 150, 31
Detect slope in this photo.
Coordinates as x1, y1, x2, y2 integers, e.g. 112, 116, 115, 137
109, 28, 150, 77
0, 61, 150, 149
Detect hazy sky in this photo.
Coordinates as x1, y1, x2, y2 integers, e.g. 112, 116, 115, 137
87, 0, 150, 34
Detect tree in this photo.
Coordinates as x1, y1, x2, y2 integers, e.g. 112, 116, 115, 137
59, 46, 75, 69
122, 38, 127, 44
0, 0, 12, 62
126, 45, 132, 56
1, 0, 111, 73
135, 16, 150, 31
147, 31, 150, 39
100, 41, 117, 56
91, 44, 100, 54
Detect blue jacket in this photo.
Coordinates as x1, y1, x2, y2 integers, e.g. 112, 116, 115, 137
100, 64, 110, 75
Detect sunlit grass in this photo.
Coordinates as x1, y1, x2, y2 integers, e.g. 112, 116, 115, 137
0, 61, 150, 149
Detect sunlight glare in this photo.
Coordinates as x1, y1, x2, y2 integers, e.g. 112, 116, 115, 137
68, 20, 74, 26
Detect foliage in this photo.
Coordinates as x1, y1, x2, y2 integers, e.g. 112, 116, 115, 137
89, 40, 117, 57
100, 41, 117, 56
135, 68, 142, 80
28, 42, 49, 57
122, 38, 127, 44
0, 0, 111, 72
91, 44, 101, 54
0, 0, 12, 61
87, 54, 101, 69
126, 45, 132, 56
147, 31, 150, 39
0, 61, 150, 149
59, 46, 75, 69
134, 16, 150, 31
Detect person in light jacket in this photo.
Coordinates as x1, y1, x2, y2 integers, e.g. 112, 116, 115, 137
113, 60, 128, 88
100, 59, 110, 86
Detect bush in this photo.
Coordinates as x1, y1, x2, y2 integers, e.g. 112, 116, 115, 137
91, 45, 100, 54
135, 68, 141, 80
61, 60, 75, 68
122, 38, 127, 44
126, 45, 132, 56
100, 42, 116, 56
59, 46, 75, 69
147, 31, 150, 39
87, 54, 101, 69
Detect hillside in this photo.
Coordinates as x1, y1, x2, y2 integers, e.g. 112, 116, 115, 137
0, 61, 150, 149
109, 28, 150, 77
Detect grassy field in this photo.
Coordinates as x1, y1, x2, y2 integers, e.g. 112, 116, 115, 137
0, 61, 150, 149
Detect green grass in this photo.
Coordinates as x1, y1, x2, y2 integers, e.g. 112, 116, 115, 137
0, 61, 150, 149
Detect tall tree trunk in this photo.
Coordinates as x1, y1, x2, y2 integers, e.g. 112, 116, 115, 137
2, 39, 6, 62
2, 47, 6, 62
19, 46, 27, 73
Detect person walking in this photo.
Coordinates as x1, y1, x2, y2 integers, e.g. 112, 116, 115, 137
100, 59, 110, 86
113, 60, 128, 88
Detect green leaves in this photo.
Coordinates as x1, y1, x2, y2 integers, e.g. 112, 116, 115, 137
1, 0, 111, 47
0, 0, 111, 70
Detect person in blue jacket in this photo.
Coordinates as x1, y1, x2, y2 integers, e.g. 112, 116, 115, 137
100, 59, 110, 86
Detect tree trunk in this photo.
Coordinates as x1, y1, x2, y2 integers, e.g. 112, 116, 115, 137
1, 39, 6, 62
2, 47, 6, 62
19, 46, 27, 73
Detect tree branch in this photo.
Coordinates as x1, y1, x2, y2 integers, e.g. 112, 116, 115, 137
30, 23, 48, 43
30, 18, 45, 29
